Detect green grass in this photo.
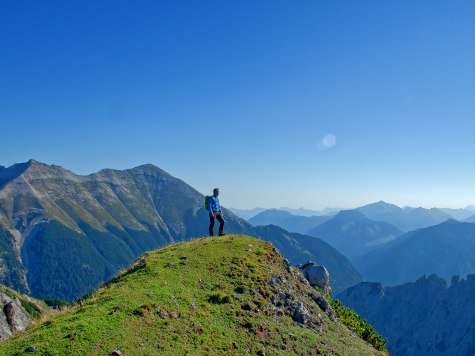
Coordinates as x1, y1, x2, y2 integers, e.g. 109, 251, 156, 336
1, 235, 379, 355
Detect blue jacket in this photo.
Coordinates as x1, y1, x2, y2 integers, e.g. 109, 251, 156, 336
208, 195, 222, 215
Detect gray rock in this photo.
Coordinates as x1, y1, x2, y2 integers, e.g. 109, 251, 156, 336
112, 349, 123, 356
0, 310, 13, 341
4, 301, 31, 332
299, 261, 332, 296
0, 292, 34, 341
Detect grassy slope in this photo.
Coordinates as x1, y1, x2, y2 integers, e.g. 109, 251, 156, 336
1, 235, 378, 355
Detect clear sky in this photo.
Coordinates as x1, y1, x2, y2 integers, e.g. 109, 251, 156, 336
1, 1, 474, 209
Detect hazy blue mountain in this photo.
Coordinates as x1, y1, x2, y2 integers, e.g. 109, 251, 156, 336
230, 206, 341, 220
356, 201, 453, 232
439, 207, 475, 220
278, 207, 341, 217
306, 210, 403, 259
464, 214, 475, 222
251, 224, 363, 293
338, 274, 475, 355
0, 160, 358, 302
248, 209, 331, 233
354, 220, 475, 285
228, 207, 266, 220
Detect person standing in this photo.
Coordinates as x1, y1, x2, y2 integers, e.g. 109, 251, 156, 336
208, 188, 225, 236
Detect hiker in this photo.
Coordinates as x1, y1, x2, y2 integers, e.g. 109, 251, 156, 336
207, 188, 225, 236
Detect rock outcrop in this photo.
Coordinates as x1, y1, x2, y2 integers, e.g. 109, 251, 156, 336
299, 261, 332, 296
0, 285, 49, 342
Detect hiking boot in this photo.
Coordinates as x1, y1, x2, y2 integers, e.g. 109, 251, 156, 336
219, 232, 226, 236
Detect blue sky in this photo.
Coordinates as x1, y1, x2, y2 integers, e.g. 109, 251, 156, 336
1, 1, 474, 209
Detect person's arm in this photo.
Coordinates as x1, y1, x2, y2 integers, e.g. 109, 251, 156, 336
208, 196, 214, 216
217, 198, 223, 214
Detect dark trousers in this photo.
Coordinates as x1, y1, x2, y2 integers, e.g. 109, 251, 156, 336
209, 213, 224, 236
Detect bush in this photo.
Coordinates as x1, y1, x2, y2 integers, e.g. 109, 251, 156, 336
208, 291, 232, 304
331, 299, 387, 352
43, 298, 70, 309
19, 299, 42, 318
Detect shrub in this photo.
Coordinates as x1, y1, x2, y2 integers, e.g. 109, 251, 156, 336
331, 299, 387, 352
208, 291, 232, 304
43, 299, 70, 310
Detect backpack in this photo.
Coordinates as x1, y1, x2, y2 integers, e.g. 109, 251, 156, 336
205, 196, 210, 210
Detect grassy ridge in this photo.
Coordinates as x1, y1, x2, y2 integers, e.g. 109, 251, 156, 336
1, 235, 379, 355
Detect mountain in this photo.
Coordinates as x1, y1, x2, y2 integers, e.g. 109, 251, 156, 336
0, 284, 51, 342
0, 160, 251, 301
338, 274, 475, 355
0, 235, 379, 355
439, 207, 475, 220
278, 207, 341, 217
251, 225, 363, 294
306, 210, 403, 260
356, 201, 453, 232
464, 214, 475, 223
0, 224, 27, 292
354, 220, 475, 285
0, 160, 359, 303
248, 209, 331, 233
228, 207, 266, 220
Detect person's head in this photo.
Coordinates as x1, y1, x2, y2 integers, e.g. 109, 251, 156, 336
213, 188, 219, 197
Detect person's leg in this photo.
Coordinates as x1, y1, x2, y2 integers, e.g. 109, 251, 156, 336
209, 215, 215, 236
217, 214, 225, 235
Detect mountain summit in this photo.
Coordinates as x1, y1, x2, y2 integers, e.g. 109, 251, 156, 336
0, 160, 362, 301
0, 160, 250, 301
307, 210, 402, 259
0, 235, 379, 355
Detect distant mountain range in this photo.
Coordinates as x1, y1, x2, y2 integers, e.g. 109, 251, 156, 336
355, 201, 454, 232
338, 274, 475, 355
248, 209, 331, 234
354, 219, 475, 285
464, 214, 475, 223
306, 210, 403, 260
227, 207, 267, 220
239, 201, 475, 239
0, 160, 361, 301
229, 206, 340, 220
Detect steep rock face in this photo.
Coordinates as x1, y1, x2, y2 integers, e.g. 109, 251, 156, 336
0, 225, 28, 293
338, 274, 475, 355
0, 285, 49, 342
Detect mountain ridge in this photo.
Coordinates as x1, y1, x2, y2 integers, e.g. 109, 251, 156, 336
338, 274, 475, 355
306, 210, 403, 260
354, 219, 475, 285
0, 160, 361, 301
0, 235, 379, 355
